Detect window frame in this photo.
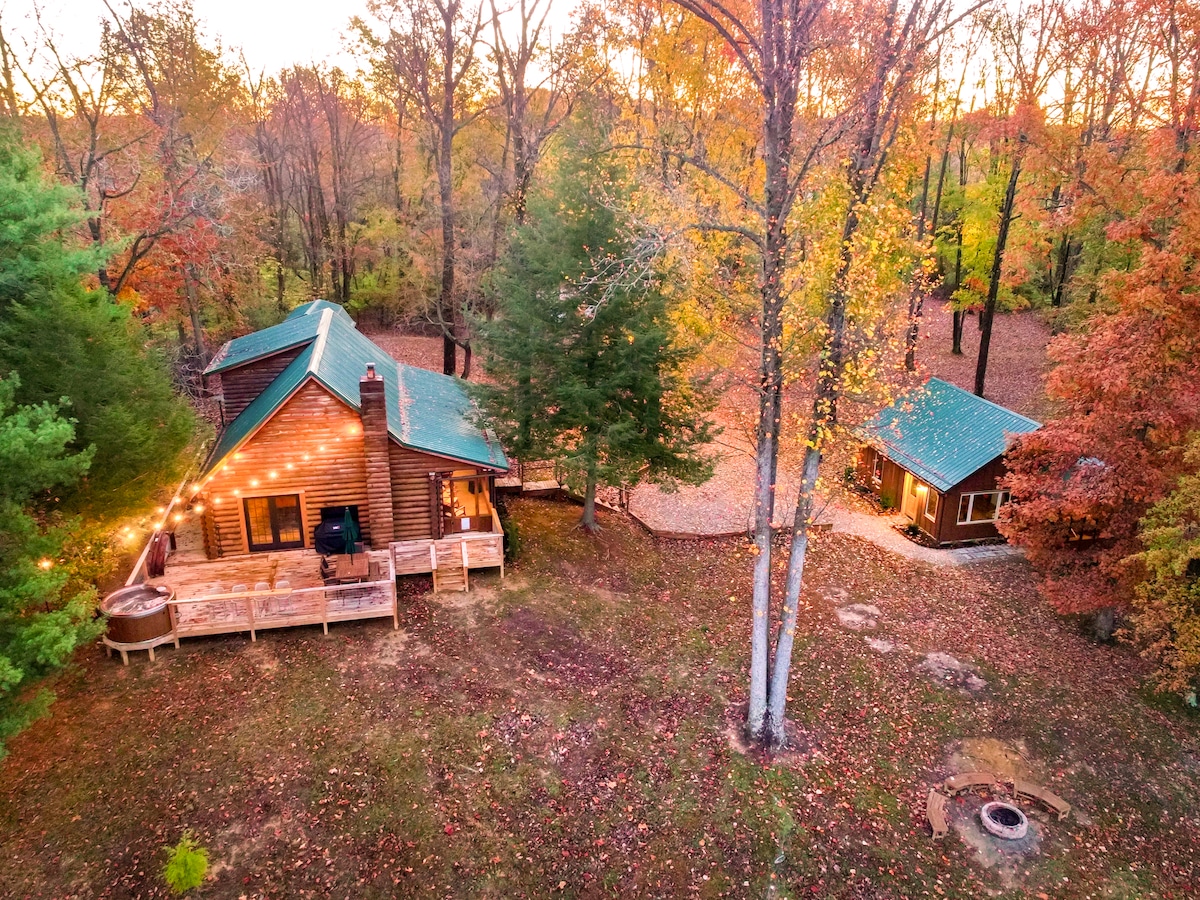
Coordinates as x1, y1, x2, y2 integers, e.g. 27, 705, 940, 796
871, 452, 884, 485
956, 490, 1010, 525
243, 493, 306, 552
924, 488, 939, 522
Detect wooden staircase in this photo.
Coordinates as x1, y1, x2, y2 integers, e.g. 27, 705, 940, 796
431, 539, 468, 592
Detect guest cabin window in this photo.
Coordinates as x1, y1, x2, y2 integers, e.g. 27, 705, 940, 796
924, 488, 939, 522
957, 490, 1010, 525
871, 452, 884, 485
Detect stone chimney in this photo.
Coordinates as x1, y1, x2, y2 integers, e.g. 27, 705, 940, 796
360, 363, 394, 546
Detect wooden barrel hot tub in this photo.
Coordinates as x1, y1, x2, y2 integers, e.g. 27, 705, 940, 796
102, 584, 174, 645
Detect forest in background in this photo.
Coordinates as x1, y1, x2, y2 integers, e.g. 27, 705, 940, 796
0, 0, 1198, 749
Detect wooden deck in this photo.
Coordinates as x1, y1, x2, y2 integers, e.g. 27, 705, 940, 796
112, 513, 503, 661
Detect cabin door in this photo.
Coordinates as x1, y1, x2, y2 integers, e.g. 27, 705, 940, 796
244, 494, 305, 552
900, 473, 920, 521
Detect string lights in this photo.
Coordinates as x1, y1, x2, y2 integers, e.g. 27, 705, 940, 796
122, 421, 371, 551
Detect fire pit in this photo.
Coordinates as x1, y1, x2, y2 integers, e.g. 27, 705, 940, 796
101, 584, 176, 663
980, 801, 1029, 840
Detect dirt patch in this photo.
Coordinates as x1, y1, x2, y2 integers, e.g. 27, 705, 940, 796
495, 606, 626, 689
950, 737, 1041, 782
372, 629, 431, 667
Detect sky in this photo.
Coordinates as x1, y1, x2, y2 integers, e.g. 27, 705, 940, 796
0, 0, 581, 76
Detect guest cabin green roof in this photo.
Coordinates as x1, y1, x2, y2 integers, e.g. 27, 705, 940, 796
202, 302, 508, 475
856, 378, 1039, 493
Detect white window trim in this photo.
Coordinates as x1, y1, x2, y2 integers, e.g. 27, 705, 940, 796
957, 490, 1010, 525
924, 489, 939, 522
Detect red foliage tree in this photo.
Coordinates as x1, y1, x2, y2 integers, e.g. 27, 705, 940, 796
1001, 133, 1200, 617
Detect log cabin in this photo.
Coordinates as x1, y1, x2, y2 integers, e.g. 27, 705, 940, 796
855, 378, 1039, 545
194, 300, 508, 588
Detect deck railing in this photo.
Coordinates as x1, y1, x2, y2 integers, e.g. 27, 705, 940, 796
167, 550, 397, 641
391, 531, 504, 578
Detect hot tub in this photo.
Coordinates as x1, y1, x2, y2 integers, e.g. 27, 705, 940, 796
101, 584, 175, 644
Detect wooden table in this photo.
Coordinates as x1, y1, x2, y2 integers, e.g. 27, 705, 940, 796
334, 554, 370, 582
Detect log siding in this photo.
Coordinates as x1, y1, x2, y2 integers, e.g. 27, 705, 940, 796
198, 379, 497, 558
213, 346, 305, 424
200, 380, 370, 556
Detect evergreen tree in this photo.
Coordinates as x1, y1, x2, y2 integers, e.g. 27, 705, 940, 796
0, 374, 99, 755
0, 129, 194, 513
477, 142, 715, 531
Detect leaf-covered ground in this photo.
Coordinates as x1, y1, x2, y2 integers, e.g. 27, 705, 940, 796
2, 499, 1197, 899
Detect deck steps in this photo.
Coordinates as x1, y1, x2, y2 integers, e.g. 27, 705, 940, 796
432, 541, 468, 592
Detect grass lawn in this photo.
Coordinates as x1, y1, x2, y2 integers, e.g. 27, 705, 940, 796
1, 499, 1197, 899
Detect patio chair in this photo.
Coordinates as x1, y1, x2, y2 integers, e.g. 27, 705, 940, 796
231, 583, 248, 593
254, 581, 270, 592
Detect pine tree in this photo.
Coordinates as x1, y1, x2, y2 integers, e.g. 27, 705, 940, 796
0, 374, 99, 755
476, 139, 715, 531
0, 128, 194, 514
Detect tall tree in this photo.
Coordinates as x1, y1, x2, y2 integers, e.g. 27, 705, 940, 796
654, 0, 955, 744
372, 0, 487, 376
0, 129, 193, 505
476, 135, 715, 529
0, 374, 98, 756
973, 0, 1064, 397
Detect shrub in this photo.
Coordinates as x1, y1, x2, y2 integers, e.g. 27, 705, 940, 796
163, 832, 208, 894
880, 491, 896, 511
499, 500, 521, 564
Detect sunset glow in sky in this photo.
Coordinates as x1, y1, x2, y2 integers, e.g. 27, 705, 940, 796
1, 0, 581, 75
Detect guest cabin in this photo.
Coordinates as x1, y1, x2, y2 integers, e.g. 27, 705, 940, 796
195, 301, 508, 578
855, 378, 1040, 545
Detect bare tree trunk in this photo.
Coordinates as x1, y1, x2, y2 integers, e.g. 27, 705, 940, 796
581, 459, 599, 532
951, 134, 967, 355
975, 147, 1023, 397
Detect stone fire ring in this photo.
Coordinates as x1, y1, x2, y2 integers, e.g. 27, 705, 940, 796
980, 800, 1029, 840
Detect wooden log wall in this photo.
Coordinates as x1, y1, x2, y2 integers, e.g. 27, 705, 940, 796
389, 443, 451, 541
215, 347, 305, 423
200, 381, 371, 557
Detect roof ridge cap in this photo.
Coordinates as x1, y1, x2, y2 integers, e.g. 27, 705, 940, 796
308, 308, 333, 374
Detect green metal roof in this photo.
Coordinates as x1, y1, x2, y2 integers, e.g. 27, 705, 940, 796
857, 378, 1039, 492
203, 306, 508, 474
204, 300, 355, 375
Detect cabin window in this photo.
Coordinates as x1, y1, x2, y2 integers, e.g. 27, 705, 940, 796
924, 489, 939, 522
871, 452, 884, 484
440, 472, 494, 534
244, 494, 304, 551
957, 490, 1010, 525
